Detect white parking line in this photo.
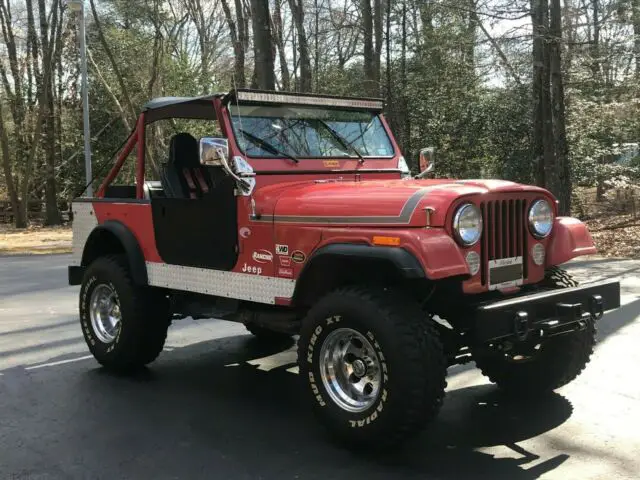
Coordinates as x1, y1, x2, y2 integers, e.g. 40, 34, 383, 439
25, 355, 94, 370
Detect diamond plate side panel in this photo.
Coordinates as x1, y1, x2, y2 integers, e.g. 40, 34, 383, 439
146, 262, 296, 305
71, 202, 98, 266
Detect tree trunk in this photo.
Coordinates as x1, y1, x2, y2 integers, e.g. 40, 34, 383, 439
19, 0, 58, 226
362, 0, 375, 95
0, 102, 25, 228
0, 0, 28, 227
39, 0, 62, 225
221, 0, 247, 88
400, 0, 411, 164
590, 0, 602, 81
632, 0, 640, 79
272, 0, 290, 90
288, 0, 311, 92
385, 0, 392, 105
550, 0, 570, 215
373, 0, 382, 93
465, 0, 476, 74
564, 0, 576, 74
250, 0, 275, 90
531, 0, 552, 187
314, 0, 319, 91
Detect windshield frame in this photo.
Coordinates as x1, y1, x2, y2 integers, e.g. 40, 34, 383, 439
227, 104, 397, 160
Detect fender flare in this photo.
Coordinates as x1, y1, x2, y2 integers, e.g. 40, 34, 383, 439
82, 220, 148, 285
546, 217, 598, 266
292, 244, 426, 305
304, 243, 426, 279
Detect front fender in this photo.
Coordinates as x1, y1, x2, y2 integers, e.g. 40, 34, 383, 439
409, 230, 470, 279
546, 217, 597, 267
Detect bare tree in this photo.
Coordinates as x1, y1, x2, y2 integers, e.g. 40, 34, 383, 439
0, 0, 28, 226
250, 0, 275, 89
272, 0, 290, 90
550, 0, 571, 214
633, 0, 640, 78
288, 0, 312, 91
89, 0, 136, 122
0, 101, 22, 226
362, 0, 375, 95
531, 0, 553, 187
221, 0, 248, 88
373, 0, 382, 91
38, 0, 63, 225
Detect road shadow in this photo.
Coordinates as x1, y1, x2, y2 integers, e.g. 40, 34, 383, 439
0, 334, 577, 479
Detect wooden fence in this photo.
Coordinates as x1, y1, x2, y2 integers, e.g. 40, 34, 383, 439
0, 200, 71, 224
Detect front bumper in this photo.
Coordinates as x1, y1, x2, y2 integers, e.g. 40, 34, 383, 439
473, 279, 621, 343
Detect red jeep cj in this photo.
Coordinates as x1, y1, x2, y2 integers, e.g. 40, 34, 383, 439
69, 89, 621, 448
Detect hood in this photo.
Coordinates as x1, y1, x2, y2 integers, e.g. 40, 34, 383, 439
253, 179, 550, 227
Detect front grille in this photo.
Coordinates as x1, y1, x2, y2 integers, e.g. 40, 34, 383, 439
479, 199, 529, 285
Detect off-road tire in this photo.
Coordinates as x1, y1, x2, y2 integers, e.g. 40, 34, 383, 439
79, 255, 170, 372
244, 322, 293, 341
298, 286, 447, 449
543, 265, 579, 289
474, 267, 595, 394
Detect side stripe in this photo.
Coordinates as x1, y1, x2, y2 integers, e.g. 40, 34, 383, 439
251, 186, 434, 224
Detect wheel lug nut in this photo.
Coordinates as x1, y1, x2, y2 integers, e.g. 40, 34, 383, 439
352, 359, 367, 378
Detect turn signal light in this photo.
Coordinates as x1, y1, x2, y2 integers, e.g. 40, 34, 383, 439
373, 236, 401, 246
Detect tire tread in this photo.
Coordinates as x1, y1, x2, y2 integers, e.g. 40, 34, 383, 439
298, 286, 447, 448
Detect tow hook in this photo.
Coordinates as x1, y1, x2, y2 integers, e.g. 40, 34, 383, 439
590, 294, 604, 320
514, 311, 529, 341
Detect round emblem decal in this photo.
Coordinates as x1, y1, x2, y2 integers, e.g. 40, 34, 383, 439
291, 251, 306, 263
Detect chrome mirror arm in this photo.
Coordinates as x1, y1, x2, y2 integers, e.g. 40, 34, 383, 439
217, 147, 251, 185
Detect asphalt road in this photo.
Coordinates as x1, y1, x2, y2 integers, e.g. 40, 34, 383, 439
1, 254, 640, 480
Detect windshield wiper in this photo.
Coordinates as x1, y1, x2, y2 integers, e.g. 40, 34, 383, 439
237, 128, 299, 163
317, 120, 365, 164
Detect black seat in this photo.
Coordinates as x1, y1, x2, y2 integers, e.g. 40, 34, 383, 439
161, 132, 212, 199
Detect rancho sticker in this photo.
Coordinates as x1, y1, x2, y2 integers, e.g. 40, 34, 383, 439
252, 250, 273, 264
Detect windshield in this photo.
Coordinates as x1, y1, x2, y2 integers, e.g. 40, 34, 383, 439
229, 105, 394, 159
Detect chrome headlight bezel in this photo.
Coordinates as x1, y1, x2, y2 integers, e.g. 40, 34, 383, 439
528, 199, 554, 239
453, 203, 483, 247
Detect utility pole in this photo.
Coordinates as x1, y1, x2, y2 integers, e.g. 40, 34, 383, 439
68, 0, 93, 196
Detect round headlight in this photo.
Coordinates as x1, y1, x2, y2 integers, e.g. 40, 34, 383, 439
529, 199, 553, 238
453, 203, 483, 246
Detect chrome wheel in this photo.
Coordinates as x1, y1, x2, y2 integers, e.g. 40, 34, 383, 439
319, 328, 382, 413
89, 284, 121, 343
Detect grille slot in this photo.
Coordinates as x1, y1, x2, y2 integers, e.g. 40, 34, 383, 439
480, 199, 529, 285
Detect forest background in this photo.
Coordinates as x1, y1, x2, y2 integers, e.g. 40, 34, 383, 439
0, 0, 639, 258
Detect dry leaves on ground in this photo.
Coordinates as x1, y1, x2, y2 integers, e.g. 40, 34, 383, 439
586, 214, 640, 259
0, 224, 72, 255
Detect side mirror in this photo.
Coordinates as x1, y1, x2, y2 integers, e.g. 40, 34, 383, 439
415, 147, 435, 179
200, 137, 229, 166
